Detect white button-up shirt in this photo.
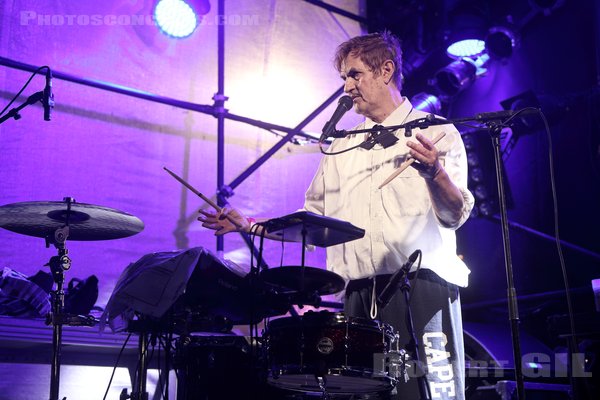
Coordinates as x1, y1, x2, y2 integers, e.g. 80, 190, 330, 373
304, 98, 474, 287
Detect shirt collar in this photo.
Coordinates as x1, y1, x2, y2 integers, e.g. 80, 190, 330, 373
364, 97, 413, 130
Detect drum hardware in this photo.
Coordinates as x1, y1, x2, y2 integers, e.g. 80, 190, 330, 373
256, 211, 363, 307
0, 197, 144, 400
384, 339, 410, 384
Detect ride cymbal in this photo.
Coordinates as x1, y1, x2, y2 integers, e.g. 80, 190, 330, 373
0, 200, 144, 241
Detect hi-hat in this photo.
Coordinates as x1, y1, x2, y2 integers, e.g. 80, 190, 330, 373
260, 266, 345, 295
0, 200, 144, 241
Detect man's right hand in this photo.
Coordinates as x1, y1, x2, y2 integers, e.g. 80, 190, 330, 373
197, 207, 250, 235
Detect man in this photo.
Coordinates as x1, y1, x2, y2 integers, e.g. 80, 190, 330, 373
199, 31, 473, 400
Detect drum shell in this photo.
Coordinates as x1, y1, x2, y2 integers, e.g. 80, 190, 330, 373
264, 312, 396, 393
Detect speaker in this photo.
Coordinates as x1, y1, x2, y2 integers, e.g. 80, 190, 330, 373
468, 380, 571, 400
463, 322, 573, 400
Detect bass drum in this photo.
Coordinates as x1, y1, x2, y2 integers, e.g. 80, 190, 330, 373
264, 311, 398, 394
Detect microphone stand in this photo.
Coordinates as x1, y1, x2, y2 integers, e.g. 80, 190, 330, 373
399, 263, 430, 400
0, 91, 43, 125
487, 120, 526, 400
346, 110, 529, 400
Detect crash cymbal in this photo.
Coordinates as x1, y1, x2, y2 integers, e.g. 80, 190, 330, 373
259, 266, 345, 295
0, 200, 144, 241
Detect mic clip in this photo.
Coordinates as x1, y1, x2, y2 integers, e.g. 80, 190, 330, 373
360, 125, 399, 150
376, 250, 420, 308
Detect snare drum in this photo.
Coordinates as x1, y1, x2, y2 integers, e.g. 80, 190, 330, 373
264, 311, 397, 394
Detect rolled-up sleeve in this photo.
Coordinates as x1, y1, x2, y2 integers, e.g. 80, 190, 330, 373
439, 128, 475, 230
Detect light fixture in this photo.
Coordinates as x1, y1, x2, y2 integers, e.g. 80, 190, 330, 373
462, 129, 514, 217
411, 93, 442, 115
154, 0, 210, 39
444, 5, 487, 59
485, 26, 519, 62
447, 39, 485, 59
433, 59, 477, 98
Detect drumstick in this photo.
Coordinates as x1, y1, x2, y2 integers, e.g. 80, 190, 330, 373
163, 166, 243, 228
378, 132, 446, 189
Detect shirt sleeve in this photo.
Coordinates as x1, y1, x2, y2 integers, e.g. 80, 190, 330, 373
438, 126, 475, 229
303, 156, 326, 215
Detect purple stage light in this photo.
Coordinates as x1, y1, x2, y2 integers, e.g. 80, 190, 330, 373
154, 0, 210, 39
447, 39, 485, 59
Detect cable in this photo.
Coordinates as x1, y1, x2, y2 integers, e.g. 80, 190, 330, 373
538, 110, 578, 347
102, 332, 132, 400
319, 138, 366, 155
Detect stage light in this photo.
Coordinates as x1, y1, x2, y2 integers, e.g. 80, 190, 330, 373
433, 59, 477, 98
411, 92, 442, 115
154, 0, 210, 38
462, 129, 514, 218
444, 5, 487, 59
485, 26, 519, 62
447, 39, 485, 59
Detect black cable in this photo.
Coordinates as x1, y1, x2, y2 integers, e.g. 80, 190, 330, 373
538, 110, 579, 347
0, 65, 48, 117
102, 332, 132, 400
319, 138, 366, 155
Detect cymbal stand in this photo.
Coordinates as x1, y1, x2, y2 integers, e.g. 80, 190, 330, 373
44, 197, 96, 400
45, 223, 72, 400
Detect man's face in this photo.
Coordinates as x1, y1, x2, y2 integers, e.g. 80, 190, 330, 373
340, 54, 388, 120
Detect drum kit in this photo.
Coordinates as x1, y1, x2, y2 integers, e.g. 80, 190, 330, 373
0, 198, 408, 399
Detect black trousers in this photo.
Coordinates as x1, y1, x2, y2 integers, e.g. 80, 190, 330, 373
345, 269, 465, 400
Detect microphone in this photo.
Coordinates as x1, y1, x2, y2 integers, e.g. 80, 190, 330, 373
474, 108, 539, 122
376, 250, 420, 308
320, 95, 353, 142
43, 68, 54, 121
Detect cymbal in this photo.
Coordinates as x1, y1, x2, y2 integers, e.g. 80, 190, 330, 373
259, 266, 345, 295
0, 200, 144, 241
261, 211, 365, 248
